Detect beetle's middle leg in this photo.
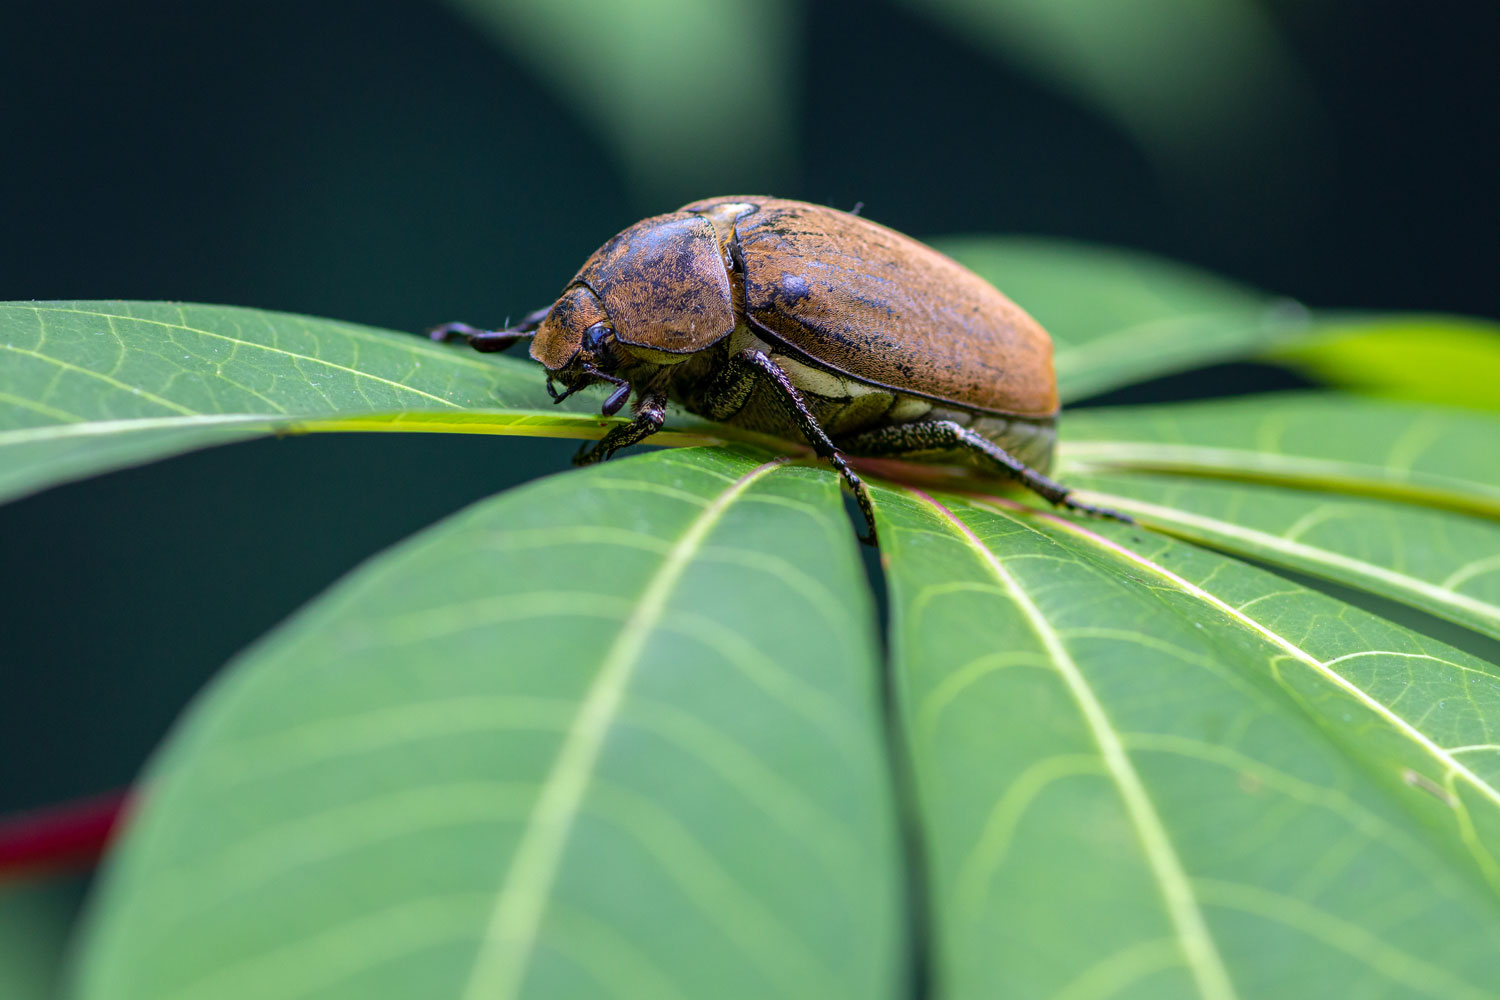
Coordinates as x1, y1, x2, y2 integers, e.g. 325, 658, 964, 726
574, 391, 667, 466
839, 419, 1131, 523
703, 349, 879, 542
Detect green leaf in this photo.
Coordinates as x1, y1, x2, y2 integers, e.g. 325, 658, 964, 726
873, 485, 1500, 998
75, 448, 903, 1000
932, 237, 1306, 401
1068, 472, 1500, 642
0, 301, 658, 504
1267, 315, 1500, 412
1060, 394, 1500, 517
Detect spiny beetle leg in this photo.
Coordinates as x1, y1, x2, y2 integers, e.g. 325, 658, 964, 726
705, 349, 879, 544
574, 392, 666, 467
839, 419, 1134, 525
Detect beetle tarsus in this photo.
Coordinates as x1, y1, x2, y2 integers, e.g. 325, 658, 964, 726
831, 454, 879, 546
1059, 494, 1134, 525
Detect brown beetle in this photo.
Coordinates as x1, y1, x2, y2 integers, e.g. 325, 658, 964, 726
431, 196, 1125, 538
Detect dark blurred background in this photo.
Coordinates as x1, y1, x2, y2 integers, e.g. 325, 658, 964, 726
2, 0, 1498, 818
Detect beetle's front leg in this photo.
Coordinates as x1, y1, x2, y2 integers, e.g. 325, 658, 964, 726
574, 391, 666, 466
704, 349, 879, 543
427, 306, 551, 353
426, 322, 530, 353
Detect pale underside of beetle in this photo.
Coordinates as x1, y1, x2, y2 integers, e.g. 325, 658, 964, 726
657, 320, 1058, 473
431, 196, 1125, 538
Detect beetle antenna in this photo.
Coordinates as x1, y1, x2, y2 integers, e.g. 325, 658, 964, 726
515, 304, 552, 330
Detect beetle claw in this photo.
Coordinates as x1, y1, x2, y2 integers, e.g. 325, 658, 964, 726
1061, 495, 1134, 525
573, 440, 609, 466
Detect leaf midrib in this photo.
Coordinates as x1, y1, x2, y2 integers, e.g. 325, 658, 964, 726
1013, 502, 1500, 820
458, 458, 783, 1000
1060, 443, 1500, 519
13, 305, 467, 409
1078, 488, 1500, 635
912, 489, 1239, 1000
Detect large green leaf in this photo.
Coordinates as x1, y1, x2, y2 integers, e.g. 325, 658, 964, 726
74, 447, 903, 1000
932, 237, 1305, 401
1060, 394, 1500, 516
0, 301, 695, 504
14, 280, 1500, 998
874, 485, 1500, 998
1067, 472, 1500, 642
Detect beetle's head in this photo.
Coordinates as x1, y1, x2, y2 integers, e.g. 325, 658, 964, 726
530, 284, 632, 416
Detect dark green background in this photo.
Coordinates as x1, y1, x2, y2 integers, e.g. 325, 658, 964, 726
2, 0, 1497, 812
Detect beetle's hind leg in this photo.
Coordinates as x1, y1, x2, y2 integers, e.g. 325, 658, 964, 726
839, 420, 1133, 524
703, 349, 879, 544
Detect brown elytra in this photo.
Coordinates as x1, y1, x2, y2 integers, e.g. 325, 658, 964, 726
682, 195, 1059, 418
430, 196, 1128, 539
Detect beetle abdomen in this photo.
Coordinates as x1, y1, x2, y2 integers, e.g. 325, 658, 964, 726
698, 197, 1059, 419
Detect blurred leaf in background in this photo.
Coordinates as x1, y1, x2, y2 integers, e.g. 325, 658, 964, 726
1269, 316, 1500, 413
444, 0, 798, 202
933, 236, 1306, 401
896, 0, 1319, 192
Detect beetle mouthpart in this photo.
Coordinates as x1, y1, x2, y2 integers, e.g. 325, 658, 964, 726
546, 376, 581, 405
602, 383, 631, 417
577, 365, 631, 417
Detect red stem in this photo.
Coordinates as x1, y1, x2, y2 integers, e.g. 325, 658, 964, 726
0, 790, 129, 879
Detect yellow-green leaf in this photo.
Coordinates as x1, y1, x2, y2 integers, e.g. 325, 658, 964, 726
1268, 315, 1500, 412
1061, 394, 1500, 517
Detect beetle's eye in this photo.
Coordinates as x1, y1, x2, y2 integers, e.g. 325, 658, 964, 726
582, 322, 611, 353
